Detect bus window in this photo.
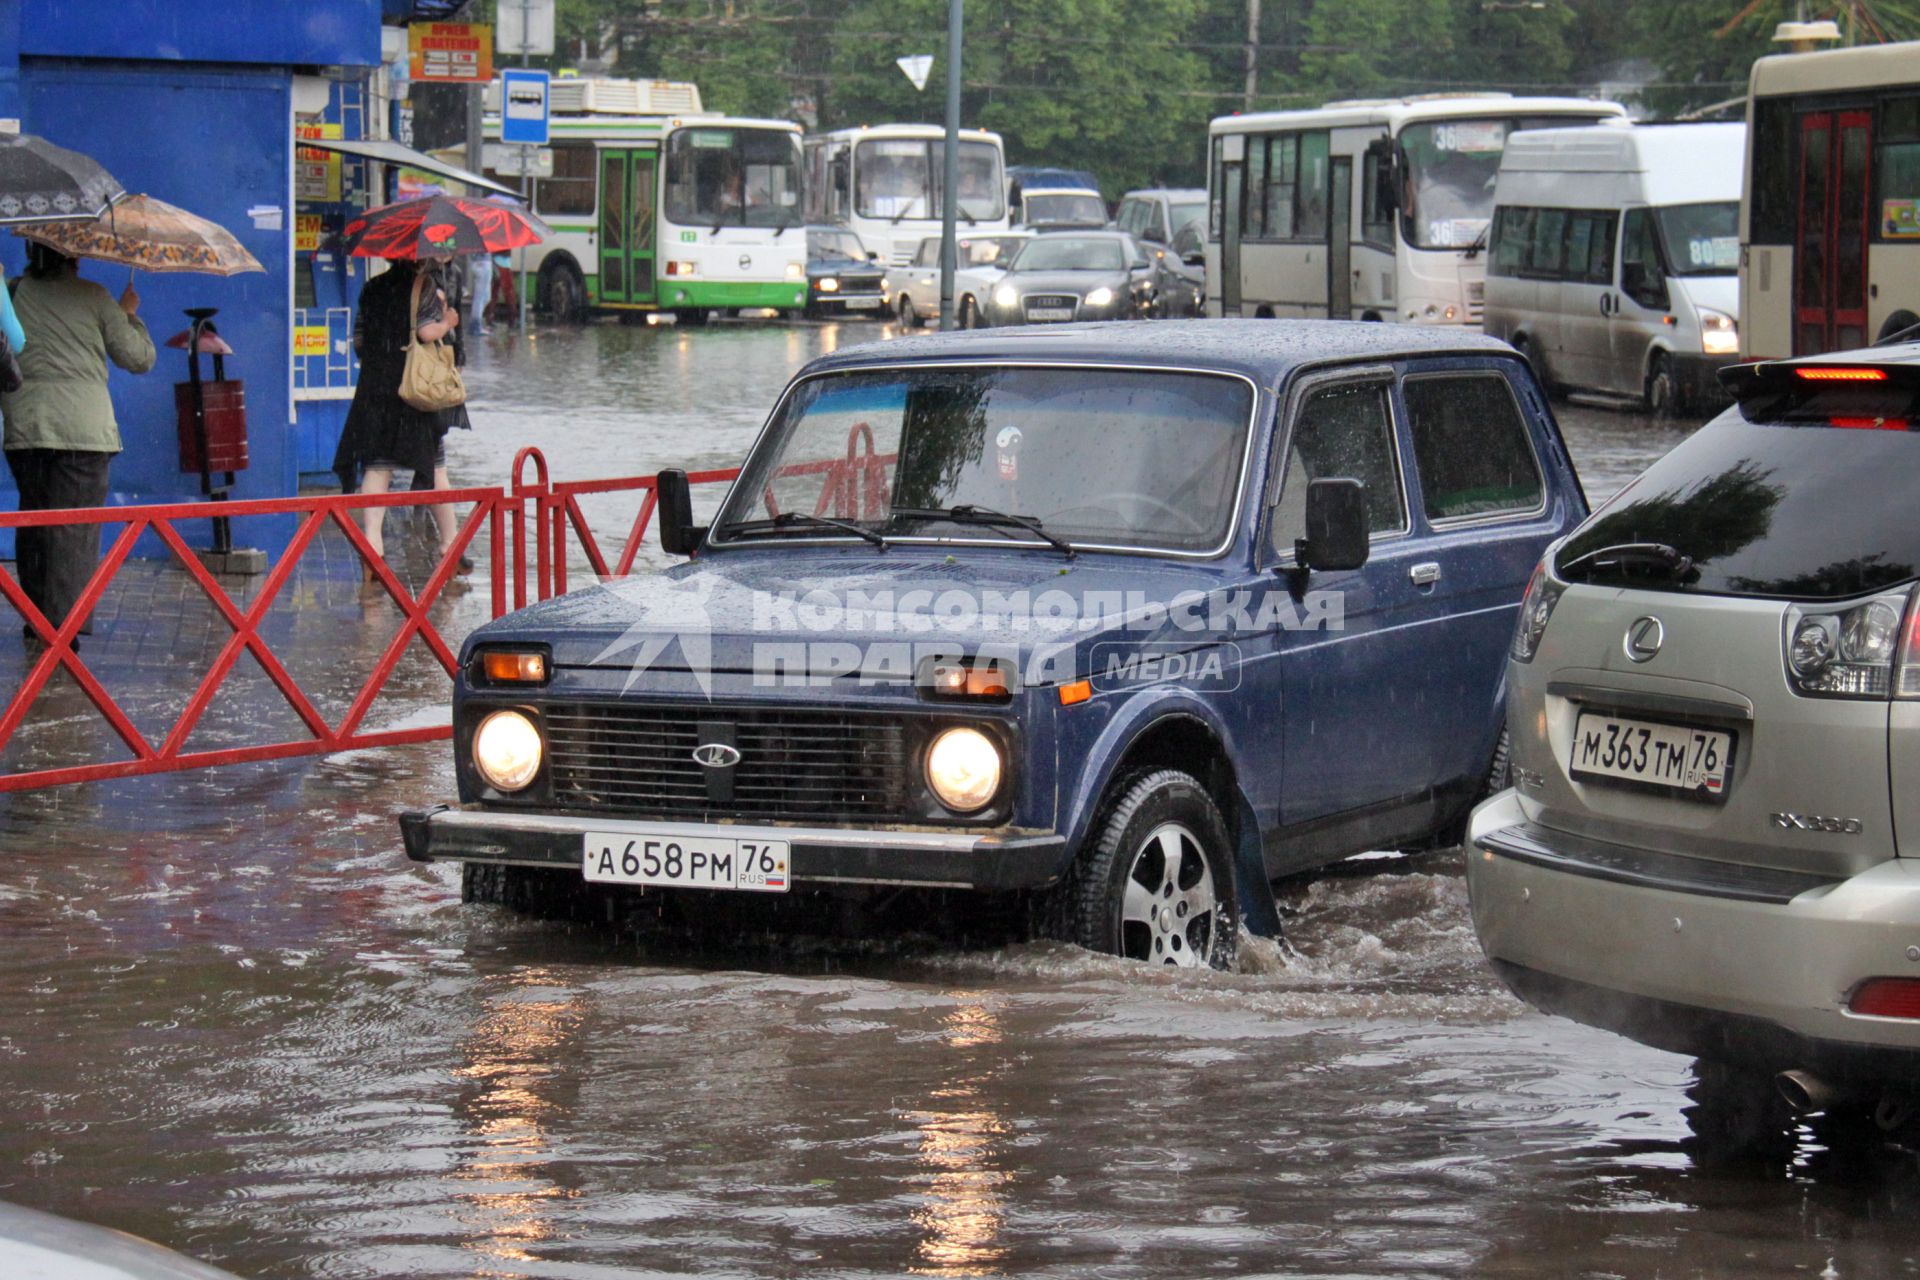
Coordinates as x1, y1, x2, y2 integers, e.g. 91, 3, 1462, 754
1209, 137, 1224, 240
1246, 136, 1270, 237
665, 127, 801, 228
1878, 96, 1920, 240
540, 142, 597, 216
1398, 118, 1510, 249
1362, 140, 1394, 246
1749, 98, 1795, 245
1297, 131, 1329, 239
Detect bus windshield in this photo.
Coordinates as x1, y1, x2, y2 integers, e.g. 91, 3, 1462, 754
855, 139, 1006, 222
1655, 201, 1740, 277
665, 126, 802, 229
1398, 116, 1608, 250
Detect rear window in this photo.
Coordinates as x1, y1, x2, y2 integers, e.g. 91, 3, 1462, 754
1556, 400, 1920, 599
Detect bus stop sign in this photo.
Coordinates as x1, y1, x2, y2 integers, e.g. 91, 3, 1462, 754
501, 69, 551, 147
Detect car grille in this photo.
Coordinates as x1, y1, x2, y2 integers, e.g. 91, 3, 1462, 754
1022, 293, 1078, 320
1467, 280, 1485, 321
543, 703, 914, 820
843, 274, 885, 292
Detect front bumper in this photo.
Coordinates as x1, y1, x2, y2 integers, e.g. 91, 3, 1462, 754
400, 806, 1070, 891
1466, 790, 1920, 1082
808, 287, 888, 314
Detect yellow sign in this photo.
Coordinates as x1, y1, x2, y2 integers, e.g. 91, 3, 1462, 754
295, 122, 343, 203
410, 23, 494, 84
294, 214, 323, 254
293, 326, 328, 359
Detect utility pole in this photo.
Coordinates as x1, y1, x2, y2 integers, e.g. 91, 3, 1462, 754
1243, 0, 1260, 112
939, 0, 963, 330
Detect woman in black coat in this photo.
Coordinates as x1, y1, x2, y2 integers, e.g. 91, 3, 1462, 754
332, 256, 471, 575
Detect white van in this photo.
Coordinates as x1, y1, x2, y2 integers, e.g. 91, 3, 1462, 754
1483, 122, 1744, 415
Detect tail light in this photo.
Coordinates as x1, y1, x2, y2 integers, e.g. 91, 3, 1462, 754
1849, 978, 1920, 1019
1784, 587, 1915, 699
1898, 594, 1920, 699
1511, 558, 1565, 664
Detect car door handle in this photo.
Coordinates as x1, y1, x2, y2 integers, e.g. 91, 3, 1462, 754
1410, 562, 1442, 586
1599, 293, 1613, 316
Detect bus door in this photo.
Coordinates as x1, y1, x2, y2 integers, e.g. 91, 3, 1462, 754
1795, 111, 1872, 354
1221, 135, 1245, 314
1327, 156, 1352, 319
597, 147, 658, 306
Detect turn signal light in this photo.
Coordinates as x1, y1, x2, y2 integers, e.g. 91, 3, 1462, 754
1058, 679, 1092, 706
920, 657, 1015, 701
1795, 367, 1888, 382
481, 651, 547, 684
1848, 978, 1920, 1019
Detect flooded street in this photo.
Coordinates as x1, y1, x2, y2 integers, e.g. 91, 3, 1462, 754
4, 318, 1917, 1279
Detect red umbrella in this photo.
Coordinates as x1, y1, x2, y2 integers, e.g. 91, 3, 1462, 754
341, 194, 549, 260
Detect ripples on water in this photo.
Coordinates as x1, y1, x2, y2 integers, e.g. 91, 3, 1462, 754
1, 319, 1915, 1278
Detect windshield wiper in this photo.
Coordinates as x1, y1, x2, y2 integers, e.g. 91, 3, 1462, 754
721, 511, 891, 548
1460, 223, 1491, 260
1558, 541, 1697, 583
892, 505, 1076, 558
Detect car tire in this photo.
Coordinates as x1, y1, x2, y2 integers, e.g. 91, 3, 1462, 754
461, 861, 599, 922
540, 259, 586, 325
675, 307, 711, 327
896, 294, 920, 329
1512, 334, 1553, 396
1050, 769, 1239, 969
1646, 352, 1683, 418
1879, 310, 1920, 343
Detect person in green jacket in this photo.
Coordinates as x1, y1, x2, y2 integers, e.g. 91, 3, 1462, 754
1, 244, 155, 641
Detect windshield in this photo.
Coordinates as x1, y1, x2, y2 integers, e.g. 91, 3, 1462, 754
1398, 115, 1611, 250
1655, 201, 1740, 277
1171, 201, 1206, 237
854, 139, 1006, 222
716, 367, 1254, 554
1011, 237, 1126, 271
961, 235, 1025, 266
1025, 193, 1107, 225
808, 229, 867, 261
1555, 404, 1920, 599
665, 126, 802, 229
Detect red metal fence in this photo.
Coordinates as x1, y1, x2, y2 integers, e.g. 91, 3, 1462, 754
0, 451, 739, 792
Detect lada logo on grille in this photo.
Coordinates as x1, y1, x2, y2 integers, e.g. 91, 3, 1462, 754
1624, 616, 1665, 663
692, 743, 742, 769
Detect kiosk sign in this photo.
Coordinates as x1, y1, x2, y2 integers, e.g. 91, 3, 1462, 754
409, 23, 494, 84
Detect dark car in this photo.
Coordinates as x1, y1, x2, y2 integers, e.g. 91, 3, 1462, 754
980, 230, 1157, 325
402, 321, 1588, 969
803, 226, 887, 318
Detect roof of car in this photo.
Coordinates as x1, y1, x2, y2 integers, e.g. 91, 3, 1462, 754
802, 319, 1517, 385
1123, 187, 1207, 200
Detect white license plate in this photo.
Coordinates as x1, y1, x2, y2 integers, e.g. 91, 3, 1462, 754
844, 295, 881, 309
1026, 307, 1074, 321
583, 828, 790, 892
1571, 712, 1733, 799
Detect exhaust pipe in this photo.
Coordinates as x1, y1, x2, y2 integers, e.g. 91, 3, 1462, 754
1776, 1069, 1837, 1114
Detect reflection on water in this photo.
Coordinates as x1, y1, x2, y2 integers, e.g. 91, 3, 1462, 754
2, 323, 1916, 1278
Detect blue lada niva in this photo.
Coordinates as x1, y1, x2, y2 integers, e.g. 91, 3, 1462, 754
400, 320, 1588, 968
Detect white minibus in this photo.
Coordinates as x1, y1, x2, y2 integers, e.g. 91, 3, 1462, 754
1483, 121, 1744, 414
803, 124, 1009, 267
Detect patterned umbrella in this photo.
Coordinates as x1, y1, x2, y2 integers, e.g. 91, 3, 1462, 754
12, 193, 263, 275
341, 194, 549, 260
0, 132, 123, 226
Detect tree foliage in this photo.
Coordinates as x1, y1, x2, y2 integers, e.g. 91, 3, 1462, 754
458, 0, 1920, 193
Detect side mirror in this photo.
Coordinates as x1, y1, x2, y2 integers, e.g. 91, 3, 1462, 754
1297, 478, 1370, 571
656, 468, 702, 556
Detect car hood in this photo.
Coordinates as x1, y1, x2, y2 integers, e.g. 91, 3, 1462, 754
467, 546, 1295, 689
1002, 269, 1130, 294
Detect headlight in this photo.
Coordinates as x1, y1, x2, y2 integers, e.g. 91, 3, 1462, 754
473, 710, 542, 791
818, 277, 840, 292
1084, 286, 1114, 307
925, 727, 1001, 812
1699, 307, 1739, 355
785, 262, 805, 280
1784, 589, 1913, 698
994, 284, 1018, 307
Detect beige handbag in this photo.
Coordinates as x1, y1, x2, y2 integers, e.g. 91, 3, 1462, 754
397, 270, 466, 412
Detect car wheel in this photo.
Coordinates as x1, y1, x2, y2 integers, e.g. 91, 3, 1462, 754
461, 862, 599, 921
675, 307, 711, 327
1646, 352, 1682, 418
897, 293, 921, 329
1053, 769, 1239, 969
1512, 334, 1552, 395
1879, 309, 1920, 343
958, 295, 983, 329
540, 259, 586, 325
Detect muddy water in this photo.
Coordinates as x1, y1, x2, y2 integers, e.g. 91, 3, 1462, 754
3, 317, 1917, 1279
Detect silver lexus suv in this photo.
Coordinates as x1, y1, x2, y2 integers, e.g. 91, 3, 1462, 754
1468, 345, 1920, 1129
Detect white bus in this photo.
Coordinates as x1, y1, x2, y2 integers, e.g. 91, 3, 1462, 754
1206, 94, 1626, 324
1740, 41, 1920, 357
803, 124, 1009, 267
483, 78, 808, 322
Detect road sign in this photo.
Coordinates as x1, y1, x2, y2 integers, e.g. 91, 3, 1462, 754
501, 69, 551, 147
483, 143, 553, 178
897, 54, 934, 92
498, 0, 557, 57
409, 22, 494, 84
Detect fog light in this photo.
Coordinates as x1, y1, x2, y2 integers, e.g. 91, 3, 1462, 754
926, 727, 1001, 812
1850, 978, 1920, 1019
474, 710, 542, 792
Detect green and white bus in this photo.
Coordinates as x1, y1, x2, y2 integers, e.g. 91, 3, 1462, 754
483, 78, 808, 322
